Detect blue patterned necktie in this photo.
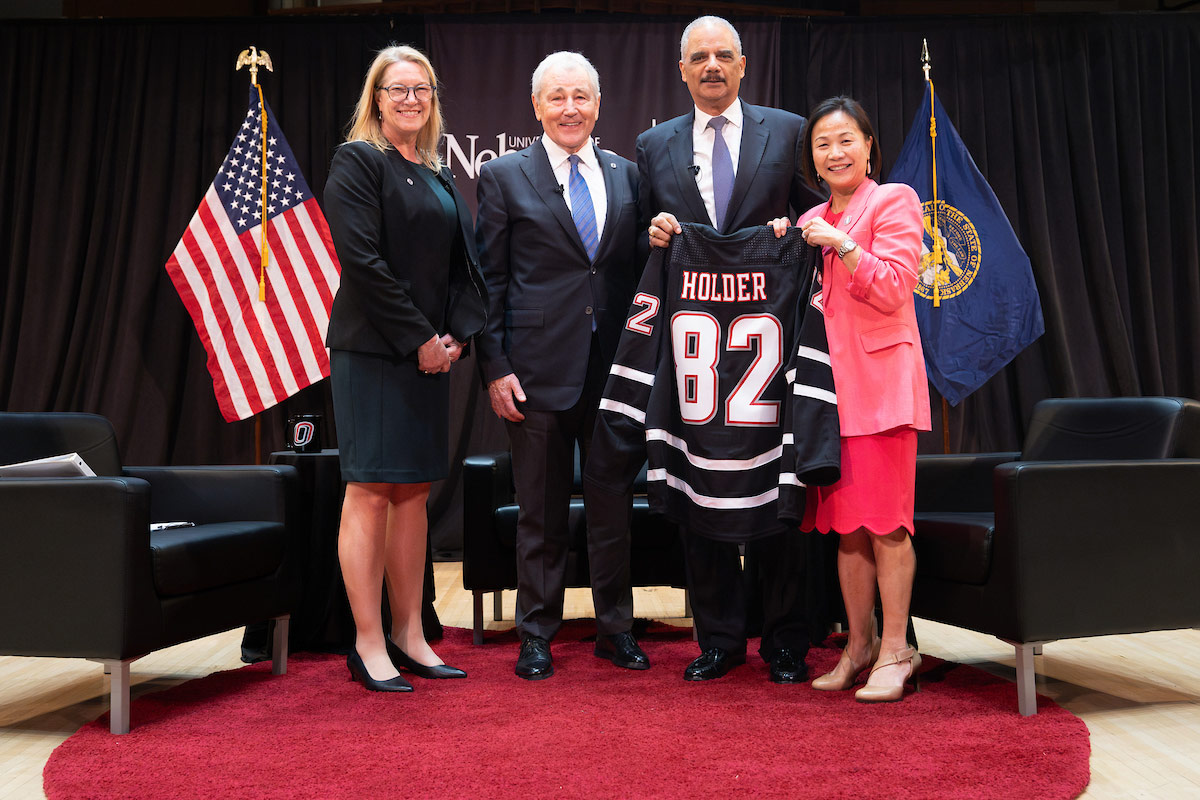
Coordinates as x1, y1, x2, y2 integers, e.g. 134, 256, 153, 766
708, 115, 734, 231
568, 154, 599, 262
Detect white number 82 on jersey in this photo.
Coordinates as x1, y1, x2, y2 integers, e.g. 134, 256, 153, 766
671, 311, 783, 427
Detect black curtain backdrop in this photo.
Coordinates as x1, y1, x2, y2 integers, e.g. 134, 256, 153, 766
2, 13, 1198, 552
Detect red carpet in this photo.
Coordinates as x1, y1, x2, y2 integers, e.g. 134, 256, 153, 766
44, 622, 1089, 799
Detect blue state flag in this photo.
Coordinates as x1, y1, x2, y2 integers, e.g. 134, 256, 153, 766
889, 84, 1044, 405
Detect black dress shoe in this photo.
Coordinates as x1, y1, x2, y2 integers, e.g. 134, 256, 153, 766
346, 650, 413, 693
515, 636, 554, 680
768, 648, 808, 684
594, 631, 651, 670
385, 637, 467, 679
683, 648, 745, 681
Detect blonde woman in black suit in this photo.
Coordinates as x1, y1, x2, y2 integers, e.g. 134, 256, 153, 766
323, 44, 487, 692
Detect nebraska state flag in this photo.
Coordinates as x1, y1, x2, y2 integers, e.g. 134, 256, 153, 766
890, 84, 1043, 405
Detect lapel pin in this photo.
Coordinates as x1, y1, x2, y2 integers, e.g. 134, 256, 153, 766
406, 177, 414, 186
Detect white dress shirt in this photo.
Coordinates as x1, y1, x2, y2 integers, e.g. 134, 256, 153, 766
542, 135, 608, 240
691, 101, 743, 228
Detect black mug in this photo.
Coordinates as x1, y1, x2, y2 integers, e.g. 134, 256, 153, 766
286, 414, 322, 453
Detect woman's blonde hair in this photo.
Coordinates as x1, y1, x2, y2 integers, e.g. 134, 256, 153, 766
345, 44, 444, 171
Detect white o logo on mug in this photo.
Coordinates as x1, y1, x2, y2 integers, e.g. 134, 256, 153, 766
293, 421, 315, 447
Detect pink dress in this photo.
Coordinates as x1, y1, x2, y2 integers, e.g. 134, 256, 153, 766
798, 185, 928, 536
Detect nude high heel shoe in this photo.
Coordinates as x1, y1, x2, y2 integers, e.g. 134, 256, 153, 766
811, 635, 882, 691
854, 647, 921, 703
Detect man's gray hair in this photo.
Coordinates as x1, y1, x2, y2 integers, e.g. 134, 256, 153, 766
531, 51, 601, 99
679, 15, 743, 61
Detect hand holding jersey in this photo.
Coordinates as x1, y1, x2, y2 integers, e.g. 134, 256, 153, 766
769, 216, 862, 274
648, 212, 683, 248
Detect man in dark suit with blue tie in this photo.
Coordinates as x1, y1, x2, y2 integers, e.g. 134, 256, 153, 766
475, 51, 647, 680
640, 16, 821, 684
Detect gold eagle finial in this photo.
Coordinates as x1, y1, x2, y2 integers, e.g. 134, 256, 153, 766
235, 46, 274, 86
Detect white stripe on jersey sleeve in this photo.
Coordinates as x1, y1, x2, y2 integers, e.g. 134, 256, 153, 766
647, 468, 779, 509
793, 384, 838, 405
778, 472, 807, 487
609, 364, 655, 385
795, 345, 831, 366
646, 429, 782, 470
599, 398, 647, 423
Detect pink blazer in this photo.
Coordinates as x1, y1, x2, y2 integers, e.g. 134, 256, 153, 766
799, 179, 932, 437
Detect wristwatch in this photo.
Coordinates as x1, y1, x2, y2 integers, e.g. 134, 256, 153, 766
836, 236, 859, 259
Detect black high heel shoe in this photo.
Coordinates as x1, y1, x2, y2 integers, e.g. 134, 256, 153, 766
386, 636, 467, 679
347, 649, 414, 692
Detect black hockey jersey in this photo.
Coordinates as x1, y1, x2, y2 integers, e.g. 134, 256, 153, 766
583, 223, 841, 542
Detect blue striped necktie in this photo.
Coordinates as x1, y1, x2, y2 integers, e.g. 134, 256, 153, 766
708, 115, 734, 231
568, 154, 599, 262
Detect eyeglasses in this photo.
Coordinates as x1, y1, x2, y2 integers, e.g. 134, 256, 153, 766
378, 84, 434, 102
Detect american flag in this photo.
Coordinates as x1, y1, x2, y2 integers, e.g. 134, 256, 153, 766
166, 87, 341, 422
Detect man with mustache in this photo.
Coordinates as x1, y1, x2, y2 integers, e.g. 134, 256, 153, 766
636, 15, 819, 684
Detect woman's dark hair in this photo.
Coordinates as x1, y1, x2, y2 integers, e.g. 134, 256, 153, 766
799, 95, 883, 191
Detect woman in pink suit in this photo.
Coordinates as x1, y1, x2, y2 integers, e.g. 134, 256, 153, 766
772, 96, 930, 702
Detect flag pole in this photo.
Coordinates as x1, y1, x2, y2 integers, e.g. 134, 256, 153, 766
922, 38, 952, 454
921, 39, 946, 311
236, 45, 275, 464
235, 46, 274, 303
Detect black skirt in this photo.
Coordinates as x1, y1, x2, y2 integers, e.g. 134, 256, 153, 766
330, 349, 449, 484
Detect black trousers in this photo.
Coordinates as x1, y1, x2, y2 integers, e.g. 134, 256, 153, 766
508, 337, 634, 642
683, 529, 810, 661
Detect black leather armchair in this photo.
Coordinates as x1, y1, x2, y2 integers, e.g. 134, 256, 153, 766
911, 396, 1200, 714
0, 412, 299, 733
462, 450, 687, 644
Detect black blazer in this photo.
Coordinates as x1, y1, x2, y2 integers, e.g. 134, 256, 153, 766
635, 99, 818, 232
475, 139, 643, 413
324, 141, 487, 359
